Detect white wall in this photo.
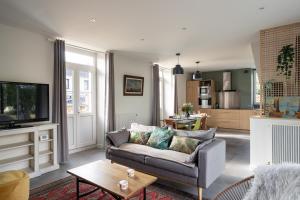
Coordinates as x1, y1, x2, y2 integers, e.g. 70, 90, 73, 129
113, 51, 153, 129
0, 23, 53, 120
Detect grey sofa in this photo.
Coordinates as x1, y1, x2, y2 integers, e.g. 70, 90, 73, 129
106, 129, 226, 200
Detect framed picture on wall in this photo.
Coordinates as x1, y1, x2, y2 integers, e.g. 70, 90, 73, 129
123, 75, 144, 96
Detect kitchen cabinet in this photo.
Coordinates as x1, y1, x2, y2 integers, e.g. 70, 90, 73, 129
199, 109, 257, 131
186, 81, 200, 111
186, 80, 216, 111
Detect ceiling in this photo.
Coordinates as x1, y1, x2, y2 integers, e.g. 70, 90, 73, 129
0, 0, 300, 71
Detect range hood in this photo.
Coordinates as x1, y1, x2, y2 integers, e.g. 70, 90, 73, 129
218, 72, 240, 109
223, 72, 231, 90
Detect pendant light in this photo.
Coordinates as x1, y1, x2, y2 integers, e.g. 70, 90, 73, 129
192, 61, 202, 80
172, 53, 184, 75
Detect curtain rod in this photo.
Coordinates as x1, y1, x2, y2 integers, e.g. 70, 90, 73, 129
48, 38, 105, 53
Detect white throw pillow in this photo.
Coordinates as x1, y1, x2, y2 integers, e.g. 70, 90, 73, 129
243, 164, 300, 200
130, 123, 156, 133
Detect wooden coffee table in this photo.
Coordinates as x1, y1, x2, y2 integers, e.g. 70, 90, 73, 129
67, 160, 157, 200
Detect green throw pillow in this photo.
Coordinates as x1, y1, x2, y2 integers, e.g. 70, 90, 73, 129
169, 136, 200, 154
146, 128, 174, 149
129, 131, 152, 145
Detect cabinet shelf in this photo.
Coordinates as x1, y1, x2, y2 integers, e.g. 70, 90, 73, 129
39, 150, 53, 157
0, 154, 34, 167
0, 141, 34, 152
39, 139, 53, 143
21, 167, 34, 174
0, 123, 58, 179
39, 162, 53, 169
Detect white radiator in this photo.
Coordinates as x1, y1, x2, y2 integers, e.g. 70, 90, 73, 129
272, 124, 300, 164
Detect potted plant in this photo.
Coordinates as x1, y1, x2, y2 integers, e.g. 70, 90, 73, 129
181, 103, 193, 118
277, 44, 295, 79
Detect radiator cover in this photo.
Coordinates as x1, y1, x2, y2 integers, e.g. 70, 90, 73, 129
272, 124, 300, 164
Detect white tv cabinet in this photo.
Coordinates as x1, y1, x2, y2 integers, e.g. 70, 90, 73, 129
0, 123, 59, 178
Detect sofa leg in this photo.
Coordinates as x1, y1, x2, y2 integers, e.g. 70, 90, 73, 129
198, 187, 202, 200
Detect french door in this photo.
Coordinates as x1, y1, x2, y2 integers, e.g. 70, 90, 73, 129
66, 64, 96, 150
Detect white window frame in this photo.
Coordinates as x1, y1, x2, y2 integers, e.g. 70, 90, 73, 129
65, 47, 96, 116
253, 70, 261, 107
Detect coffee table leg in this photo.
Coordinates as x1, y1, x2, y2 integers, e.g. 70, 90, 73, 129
143, 187, 146, 200
76, 177, 80, 200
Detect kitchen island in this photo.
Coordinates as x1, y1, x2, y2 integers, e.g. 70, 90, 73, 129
199, 108, 259, 131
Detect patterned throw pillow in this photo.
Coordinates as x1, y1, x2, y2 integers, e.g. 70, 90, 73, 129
129, 131, 152, 145
169, 136, 200, 154
146, 128, 174, 149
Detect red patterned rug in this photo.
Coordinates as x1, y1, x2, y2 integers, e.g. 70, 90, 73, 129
30, 176, 195, 200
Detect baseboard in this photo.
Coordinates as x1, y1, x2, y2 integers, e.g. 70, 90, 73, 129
69, 145, 97, 154
97, 144, 105, 149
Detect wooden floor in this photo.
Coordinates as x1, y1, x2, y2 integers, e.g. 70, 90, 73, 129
30, 131, 252, 200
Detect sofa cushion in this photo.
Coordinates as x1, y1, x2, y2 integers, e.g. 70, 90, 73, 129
111, 143, 195, 164
108, 146, 145, 163
146, 128, 174, 149
107, 129, 130, 147
174, 128, 216, 141
145, 156, 198, 178
129, 131, 152, 145
109, 143, 198, 177
169, 136, 200, 154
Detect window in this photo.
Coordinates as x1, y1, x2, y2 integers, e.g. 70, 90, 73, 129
254, 71, 261, 105
159, 68, 175, 119
65, 51, 95, 66
159, 70, 164, 120
66, 79, 70, 89
65, 46, 96, 115
66, 69, 74, 114
84, 80, 89, 91
79, 71, 92, 113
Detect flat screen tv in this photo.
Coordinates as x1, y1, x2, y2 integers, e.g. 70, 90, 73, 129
0, 81, 49, 126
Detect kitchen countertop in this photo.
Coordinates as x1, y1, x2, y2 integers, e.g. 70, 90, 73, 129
250, 115, 300, 121
199, 108, 257, 110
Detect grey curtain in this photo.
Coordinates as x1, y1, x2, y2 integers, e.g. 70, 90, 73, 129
53, 39, 69, 164
174, 75, 179, 114
152, 64, 160, 126
105, 52, 116, 132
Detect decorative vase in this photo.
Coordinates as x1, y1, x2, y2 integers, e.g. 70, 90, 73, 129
185, 112, 190, 118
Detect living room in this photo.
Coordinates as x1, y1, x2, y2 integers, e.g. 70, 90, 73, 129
0, 1, 300, 200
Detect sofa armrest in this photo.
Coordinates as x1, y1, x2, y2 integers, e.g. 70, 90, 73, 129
106, 130, 130, 146
198, 139, 226, 188
105, 136, 113, 159
106, 130, 129, 159
106, 135, 114, 147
